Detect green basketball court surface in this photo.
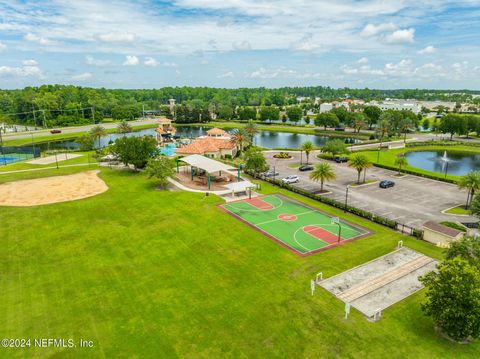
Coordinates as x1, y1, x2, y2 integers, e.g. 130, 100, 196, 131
221, 194, 371, 256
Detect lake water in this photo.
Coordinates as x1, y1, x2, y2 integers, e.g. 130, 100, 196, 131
33, 125, 360, 152
404, 150, 480, 176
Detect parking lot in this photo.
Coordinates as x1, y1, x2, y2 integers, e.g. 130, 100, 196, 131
265, 150, 477, 229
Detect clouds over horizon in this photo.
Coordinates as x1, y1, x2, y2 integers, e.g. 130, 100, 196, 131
0, 0, 479, 89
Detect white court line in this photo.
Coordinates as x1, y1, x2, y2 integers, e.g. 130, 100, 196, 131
225, 195, 284, 213
255, 210, 315, 226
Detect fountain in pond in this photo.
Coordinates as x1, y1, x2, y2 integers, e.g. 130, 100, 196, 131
441, 151, 449, 162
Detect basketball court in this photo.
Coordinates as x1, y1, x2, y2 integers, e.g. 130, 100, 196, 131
220, 194, 371, 256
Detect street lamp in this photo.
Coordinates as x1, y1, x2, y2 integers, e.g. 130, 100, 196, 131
344, 185, 350, 212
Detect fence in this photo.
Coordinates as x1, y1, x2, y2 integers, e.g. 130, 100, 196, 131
0, 145, 40, 165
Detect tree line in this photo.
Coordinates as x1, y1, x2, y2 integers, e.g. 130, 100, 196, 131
1, 84, 479, 128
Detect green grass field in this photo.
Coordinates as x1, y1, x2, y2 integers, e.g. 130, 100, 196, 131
1, 167, 480, 357
222, 195, 369, 255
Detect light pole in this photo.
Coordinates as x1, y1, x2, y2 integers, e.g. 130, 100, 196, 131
344, 185, 350, 212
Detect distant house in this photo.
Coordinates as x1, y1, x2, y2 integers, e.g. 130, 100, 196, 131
365, 99, 421, 114
176, 127, 238, 159
319, 103, 333, 113
422, 221, 464, 246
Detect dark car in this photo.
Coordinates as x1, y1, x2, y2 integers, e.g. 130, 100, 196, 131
379, 180, 395, 188
334, 156, 348, 163
299, 165, 314, 171
334, 127, 346, 131
50, 129, 62, 134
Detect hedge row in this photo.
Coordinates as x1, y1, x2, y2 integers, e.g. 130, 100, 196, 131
248, 171, 424, 239
372, 162, 457, 184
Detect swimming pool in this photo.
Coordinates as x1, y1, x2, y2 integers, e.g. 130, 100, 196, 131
0, 156, 22, 165
159, 144, 177, 156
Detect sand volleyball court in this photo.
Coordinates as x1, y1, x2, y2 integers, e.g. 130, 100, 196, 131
0, 170, 108, 207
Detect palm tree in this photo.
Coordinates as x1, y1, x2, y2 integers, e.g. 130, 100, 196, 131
90, 125, 106, 148
244, 120, 259, 144
394, 156, 408, 175
376, 117, 390, 163
310, 162, 336, 192
230, 128, 250, 152
348, 153, 371, 184
362, 159, 373, 183
300, 141, 314, 164
116, 121, 132, 135
458, 171, 480, 208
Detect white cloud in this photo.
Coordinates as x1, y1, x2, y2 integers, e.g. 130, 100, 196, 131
123, 55, 139, 66
360, 23, 397, 38
218, 71, 234, 78
249, 66, 322, 79
144, 57, 158, 67
384, 28, 415, 44
71, 72, 92, 81
232, 40, 252, 51
357, 57, 369, 64
418, 45, 436, 55
96, 32, 136, 43
24, 33, 56, 45
22, 59, 38, 66
85, 56, 111, 66
163, 62, 178, 68
0, 42, 6, 52
290, 34, 319, 52
0, 65, 43, 78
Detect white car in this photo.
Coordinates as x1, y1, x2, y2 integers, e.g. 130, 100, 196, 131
281, 175, 299, 184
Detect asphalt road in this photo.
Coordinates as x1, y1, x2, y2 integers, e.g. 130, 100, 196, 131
2, 118, 159, 141
265, 150, 477, 229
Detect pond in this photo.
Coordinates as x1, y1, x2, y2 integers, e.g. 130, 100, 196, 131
32, 125, 361, 152
404, 150, 480, 176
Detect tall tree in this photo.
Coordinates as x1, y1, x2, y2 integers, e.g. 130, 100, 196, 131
243, 147, 268, 177
348, 153, 371, 184
230, 128, 250, 152
363, 105, 382, 129
320, 139, 347, 159
458, 171, 480, 208
420, 258, 480, 342
315, 112, 339, 130
394, 156, 408, 175
310, 162, 336, 192
300, 141, 314, 164
90, 125, 106, 148
145, 157, 175, 188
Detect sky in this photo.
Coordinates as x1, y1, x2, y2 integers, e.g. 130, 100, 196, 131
0, 0, 480, 90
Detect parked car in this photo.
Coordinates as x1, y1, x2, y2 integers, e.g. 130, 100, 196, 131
299, 165, 314, 171
334, 156, 348, 163
262, 170, 279, 177
50, 129, 62, 134
379, 180, 395, 188
334, 127, 346, 131
282, 175, 299, 184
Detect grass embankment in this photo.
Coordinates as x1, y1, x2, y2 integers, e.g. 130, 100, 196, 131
354, 144, 480, 182
444, 205, 471, 215
1, 168, 479, 357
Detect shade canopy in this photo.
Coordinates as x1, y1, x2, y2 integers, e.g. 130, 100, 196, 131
223, 180, 255, 192
180, 154, 237, 174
